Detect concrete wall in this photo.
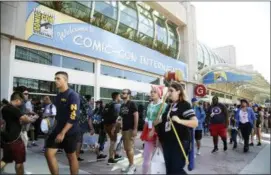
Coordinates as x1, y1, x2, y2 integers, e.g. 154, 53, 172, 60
214, 45, 236, 65
1, 2, 27, 39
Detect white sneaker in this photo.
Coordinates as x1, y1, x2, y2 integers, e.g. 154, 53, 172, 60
126, 165, 136, 174
121, 165, 130, 172
197, 150, 201, 155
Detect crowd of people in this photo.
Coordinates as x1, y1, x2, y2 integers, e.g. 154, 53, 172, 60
0, 70, 270, 175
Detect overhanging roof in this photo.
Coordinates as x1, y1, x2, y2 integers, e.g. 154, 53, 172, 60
196, 63, 270, 100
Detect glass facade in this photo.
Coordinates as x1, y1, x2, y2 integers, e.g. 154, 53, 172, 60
100, 87, 150, 111
13, 77, 94, 97
197, 42, 226, 70
15, 46, 95, 73
38, 1, 179, 59
101, 65, 160, 85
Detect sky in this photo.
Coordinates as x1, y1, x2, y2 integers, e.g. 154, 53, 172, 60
192, 2, 270, 83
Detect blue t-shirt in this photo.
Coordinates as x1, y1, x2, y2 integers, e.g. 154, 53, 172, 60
53, 88, 80, 136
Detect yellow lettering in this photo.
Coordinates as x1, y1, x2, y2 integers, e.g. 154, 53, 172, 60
61, 98, 66, 102
70, 111, 76, 120
70, 104, 77, 111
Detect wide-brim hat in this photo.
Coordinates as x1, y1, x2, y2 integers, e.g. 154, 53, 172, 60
240, 99, 249, 105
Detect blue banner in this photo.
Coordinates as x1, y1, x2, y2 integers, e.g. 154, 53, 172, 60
203, 71, 252, 84
25, 2, 188, 80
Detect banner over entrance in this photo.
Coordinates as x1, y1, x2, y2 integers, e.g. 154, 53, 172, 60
203, 71, 252, 84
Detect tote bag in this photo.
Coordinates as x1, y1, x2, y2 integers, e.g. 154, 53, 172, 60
150, 147, 166, 174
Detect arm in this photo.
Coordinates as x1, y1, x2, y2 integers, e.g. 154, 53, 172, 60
20, 115, 35, 123
200, 108, 206, 123
172, 103, 198, 128
133, 111, 139, 131
173, 116, 198, 128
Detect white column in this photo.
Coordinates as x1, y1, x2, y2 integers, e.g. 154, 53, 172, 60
181, 3, 198, 101
1, 36, 14, 100
94, 60, 101, 101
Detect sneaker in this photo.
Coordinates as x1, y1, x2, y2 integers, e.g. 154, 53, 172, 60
32, 142, 38, 147
77, 157, 84, 161
244, 146, 249, 153
80, 150, 84, 154
107, 158, 118, 165
114, 154, 123, 161
97, 154, 107, 160
249, 142, 254, 146
121, 165, 130, 172
257, 142, 262, 146
233, 143, 237, 149
212, 147, 218, 153
224, 144, 228, 151
126, 165, 136, 174
196, 150, 201, 155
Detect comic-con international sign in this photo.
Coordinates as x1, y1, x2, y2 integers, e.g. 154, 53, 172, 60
33, 9, 54, 38
25, 2, 188, 79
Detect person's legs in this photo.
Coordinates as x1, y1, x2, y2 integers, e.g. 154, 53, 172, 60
218, 125, 227, 151
195, 130, 202, 154
142, 141, 155, 174
76, 131, 84, 161
210, 124, 219, 152
161, 143, 171, 174
256, 127, 262, 146
122, 130, 135, 173
170, 141, 189, 174
66, 153, 79, 175
15, 163, 24, 175
45, 148, 59, 174
231, 130, 238, 149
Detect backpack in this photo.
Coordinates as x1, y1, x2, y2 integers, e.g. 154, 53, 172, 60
102, 102, 116, 124
78, 96, 90, 126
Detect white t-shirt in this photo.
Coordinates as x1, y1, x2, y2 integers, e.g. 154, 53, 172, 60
240, 110, 249, 124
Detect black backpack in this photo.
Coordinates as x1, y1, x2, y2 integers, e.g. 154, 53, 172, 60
102, 102, 116, 124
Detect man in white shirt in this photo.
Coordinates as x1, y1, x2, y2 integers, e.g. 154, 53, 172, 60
41, 96, 57, 152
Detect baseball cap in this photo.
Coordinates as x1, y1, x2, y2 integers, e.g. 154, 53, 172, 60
191, 97, 198, 103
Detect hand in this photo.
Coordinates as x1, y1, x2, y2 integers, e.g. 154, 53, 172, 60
90, 129, 95, 135
148, 128, 155, 139
171, 116, 180, 123
153, 119, 162, 126
55, 132, 65, 143
132, 129, 137, 137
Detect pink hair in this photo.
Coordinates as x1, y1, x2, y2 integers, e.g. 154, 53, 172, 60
151, 85, 164, 99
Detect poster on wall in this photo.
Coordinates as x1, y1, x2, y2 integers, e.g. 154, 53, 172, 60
25, 2, 188, 80
203, 71, 252, 84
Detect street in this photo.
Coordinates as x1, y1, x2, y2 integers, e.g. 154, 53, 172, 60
2, 132, 270, 174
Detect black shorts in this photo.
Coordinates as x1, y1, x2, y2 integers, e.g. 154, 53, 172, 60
46, 132, 79, 154
195, 130, 203, 140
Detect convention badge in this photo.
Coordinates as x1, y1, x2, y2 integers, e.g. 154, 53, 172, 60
145, 117, 148, 123
148, 120, 153, 129
165, 121, 171, 132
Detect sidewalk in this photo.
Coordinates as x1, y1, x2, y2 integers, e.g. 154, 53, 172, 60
2, 150, 90, 174
239, 143, 270, 174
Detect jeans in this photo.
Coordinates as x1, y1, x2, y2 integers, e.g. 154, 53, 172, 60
239, 122, 252, 149
231, 129, 237, 147
162, 141, 189, 174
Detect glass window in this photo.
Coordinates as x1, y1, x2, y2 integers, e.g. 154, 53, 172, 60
15, 46, 54, 65
92, 1, 117, 33
136, 4, 154, 48
101, 65, 159, 84
56, 1, 91, 23
62, 56, 94, 73
100, 87, 121, 99
13, 77, 94, 97
118, 2, 137, 40
168, 22, 178, 58
15, 46, 94, 73
101, 65, 123, 78
155, 17, 167, 45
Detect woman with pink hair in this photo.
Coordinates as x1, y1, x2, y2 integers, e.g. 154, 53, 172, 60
140, 85, 167, 174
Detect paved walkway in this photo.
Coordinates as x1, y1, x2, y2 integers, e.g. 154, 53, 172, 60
1, 132, 270, 174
